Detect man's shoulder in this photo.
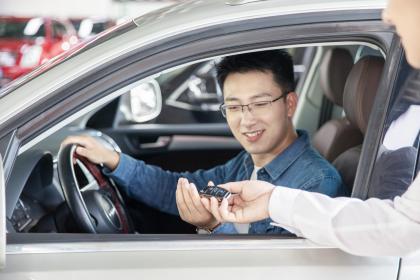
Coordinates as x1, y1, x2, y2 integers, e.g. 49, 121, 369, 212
299, 146, 341, 176
291, 145, 344, 192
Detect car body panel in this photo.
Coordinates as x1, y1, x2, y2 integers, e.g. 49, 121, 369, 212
0, 155, 4, 269
3, 236, 398, 280
0, 0, 416, 278
0, 0, 386, 127
400, 251, 420, 280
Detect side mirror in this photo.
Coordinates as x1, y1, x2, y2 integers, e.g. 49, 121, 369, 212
119, 79, 162, 123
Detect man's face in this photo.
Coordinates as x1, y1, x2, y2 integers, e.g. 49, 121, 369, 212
383, 0, 420, 68
223, 70, 296, 164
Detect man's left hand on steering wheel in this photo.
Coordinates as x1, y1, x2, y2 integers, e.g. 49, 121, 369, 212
58, 136, 133, 234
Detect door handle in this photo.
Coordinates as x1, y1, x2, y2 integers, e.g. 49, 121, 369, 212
139, 136, 171, 149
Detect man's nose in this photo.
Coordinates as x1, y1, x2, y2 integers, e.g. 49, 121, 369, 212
240, 105, 257, 124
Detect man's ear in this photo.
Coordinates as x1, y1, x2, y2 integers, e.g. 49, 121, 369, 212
286, 91, 298, 118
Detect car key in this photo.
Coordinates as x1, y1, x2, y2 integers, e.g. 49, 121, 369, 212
199, 185, 231, 202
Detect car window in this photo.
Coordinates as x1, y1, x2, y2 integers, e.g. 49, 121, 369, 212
53, 21, 67, 38
368, 59, 420, 199
0, 18, 45, 39
113, 47, 315, 126
7, 42, 387, 235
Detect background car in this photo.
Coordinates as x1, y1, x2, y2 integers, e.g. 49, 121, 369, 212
0, 16, 78, 84
0, 0, 419, 279
70, 17, 116, 40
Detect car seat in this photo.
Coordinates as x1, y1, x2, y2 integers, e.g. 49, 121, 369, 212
312, 48, 363, 162
332, 55, 385, 193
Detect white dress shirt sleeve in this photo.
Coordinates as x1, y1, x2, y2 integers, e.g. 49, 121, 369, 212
268, 173, 420, 257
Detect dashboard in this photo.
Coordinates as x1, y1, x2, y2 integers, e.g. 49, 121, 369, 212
6, 128, 121, 233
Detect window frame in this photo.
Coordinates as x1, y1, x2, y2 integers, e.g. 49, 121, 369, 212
3, 14, 401, 245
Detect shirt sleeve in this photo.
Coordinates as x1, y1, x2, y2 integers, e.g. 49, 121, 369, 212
268, 173, 420, 257
103, 153, 228, 216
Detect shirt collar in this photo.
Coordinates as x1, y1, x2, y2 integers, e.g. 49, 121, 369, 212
261, 129, 310, 180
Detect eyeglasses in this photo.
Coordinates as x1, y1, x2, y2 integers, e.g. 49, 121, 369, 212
219, 93, 288, 118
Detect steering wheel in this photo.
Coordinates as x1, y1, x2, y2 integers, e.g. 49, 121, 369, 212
57, 144, 134, 233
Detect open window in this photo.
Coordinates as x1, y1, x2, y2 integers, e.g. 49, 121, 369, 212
6, 41, 385, 235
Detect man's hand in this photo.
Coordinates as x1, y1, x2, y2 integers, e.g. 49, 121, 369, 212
175, 178, 219, 230
202, 180, 275, 224
61, 135, 120, 171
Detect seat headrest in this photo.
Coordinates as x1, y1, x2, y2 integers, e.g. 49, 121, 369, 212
319, 48, 353, 106
343, 56, 384, 135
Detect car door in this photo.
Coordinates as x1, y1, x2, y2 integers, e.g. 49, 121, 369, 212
363, 58, 420, 280
0, 156, 5, 270
0, 1, 404, 279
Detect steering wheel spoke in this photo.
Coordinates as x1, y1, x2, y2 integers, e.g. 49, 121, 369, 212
57, 144, 134, 233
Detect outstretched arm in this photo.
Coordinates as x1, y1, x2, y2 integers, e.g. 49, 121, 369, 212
268, 174, 420, 256
209, 174, 420, 257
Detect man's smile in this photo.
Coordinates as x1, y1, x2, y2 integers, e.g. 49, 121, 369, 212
242, 129, 264, 142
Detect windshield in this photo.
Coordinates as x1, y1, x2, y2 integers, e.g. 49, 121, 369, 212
0, 18, 45, 39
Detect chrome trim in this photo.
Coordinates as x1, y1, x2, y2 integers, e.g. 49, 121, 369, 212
6, 238, 328, 255
226, 0, 268, 6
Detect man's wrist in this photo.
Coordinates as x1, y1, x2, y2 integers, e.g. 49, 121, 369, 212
105, 151, 120, 171
196, 220, 221, 234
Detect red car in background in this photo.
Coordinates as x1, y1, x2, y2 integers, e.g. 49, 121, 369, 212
70, 18, 116, 40
0, 16, 78, 85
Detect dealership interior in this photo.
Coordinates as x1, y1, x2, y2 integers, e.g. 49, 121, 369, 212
0, 0, 178, 86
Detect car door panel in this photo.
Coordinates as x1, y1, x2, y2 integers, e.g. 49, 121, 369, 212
103, 125, 241, 172
0, 2, 408, 277
400, 251, 420, 280
4, 237, 399, 280
0, 156, 5, 269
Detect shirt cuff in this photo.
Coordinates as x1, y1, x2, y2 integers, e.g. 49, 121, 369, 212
268, 186, 302, 227
103, 153, 132, 176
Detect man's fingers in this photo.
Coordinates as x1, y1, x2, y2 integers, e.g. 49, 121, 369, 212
201, 197, 211, 211
180, 179, 197, 216
229, 195, 246, 208
219, 198, 236, 222
75, 146, 89, 157
176, 179, 190, 219
62, 135, 91, 148
210, 197, 222, 222
188, 183, 208, 215
207, 181, 215, 187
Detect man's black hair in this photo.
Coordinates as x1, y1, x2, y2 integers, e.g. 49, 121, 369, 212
216, 50, 295, 94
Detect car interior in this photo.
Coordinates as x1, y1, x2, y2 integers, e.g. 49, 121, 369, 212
6, 42, 386, 234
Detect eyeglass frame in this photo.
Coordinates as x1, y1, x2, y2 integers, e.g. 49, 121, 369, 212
219, 92, 290, 118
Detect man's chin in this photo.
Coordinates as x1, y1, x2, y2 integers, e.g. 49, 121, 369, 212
242, 145, 267, 155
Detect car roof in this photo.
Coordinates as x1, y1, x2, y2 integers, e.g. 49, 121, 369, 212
133, 0, 386, 28
0, 0, 387, 125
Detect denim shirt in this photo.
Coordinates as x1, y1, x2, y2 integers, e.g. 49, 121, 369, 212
105, 130, 346, 234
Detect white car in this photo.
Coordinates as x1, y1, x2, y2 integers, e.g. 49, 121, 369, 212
0, 0, 419, 279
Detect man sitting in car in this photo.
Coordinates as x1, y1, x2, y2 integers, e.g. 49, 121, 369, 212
63, 50, 346, 234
